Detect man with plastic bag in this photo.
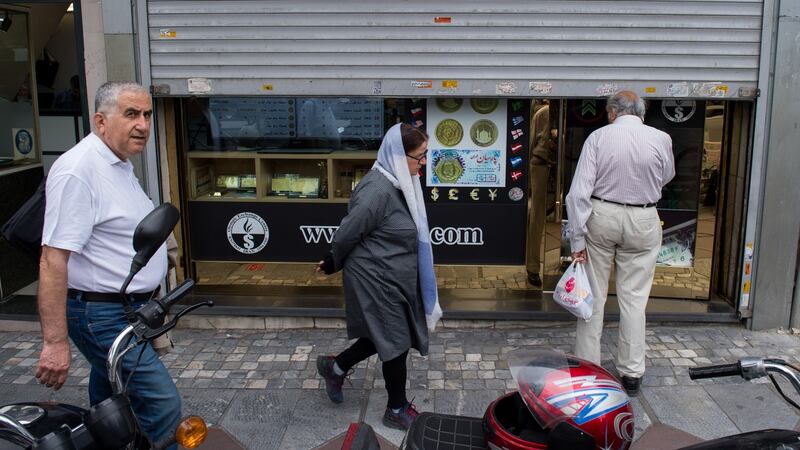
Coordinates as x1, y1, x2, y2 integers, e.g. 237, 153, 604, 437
565, 91, 674, 396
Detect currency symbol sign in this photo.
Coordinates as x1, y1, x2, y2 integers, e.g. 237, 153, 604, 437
431, 188, 439, 201
448, 189, 459, 200
243, 234, 255, 249
488, 189, 498, 201
470, 189, 480, 201
674, 106, 684, 121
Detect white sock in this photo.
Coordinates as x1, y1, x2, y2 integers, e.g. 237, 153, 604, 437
332, 361, 345, 376
391, 407, 401, 413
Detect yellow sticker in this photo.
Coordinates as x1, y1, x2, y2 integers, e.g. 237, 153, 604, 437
261, 84, 273, 91
717, 85, 729, 92
159, 29, 176, 39
645, 87, 656, 93
442, 80, 458, 89
743, 280, 750, 294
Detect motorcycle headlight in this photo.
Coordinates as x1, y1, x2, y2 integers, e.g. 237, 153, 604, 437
85, 394, 137, 448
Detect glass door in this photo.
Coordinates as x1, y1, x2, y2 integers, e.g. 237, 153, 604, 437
543, 98, 727, 300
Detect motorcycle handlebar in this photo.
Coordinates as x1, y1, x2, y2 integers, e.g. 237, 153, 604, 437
135, 279, 195, 329
688, 362, 742, 380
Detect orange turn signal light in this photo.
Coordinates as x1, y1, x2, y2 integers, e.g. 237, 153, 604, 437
175, 415, 208, 449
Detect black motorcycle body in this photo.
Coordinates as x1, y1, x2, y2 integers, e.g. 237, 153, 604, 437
0, 204, 211, 450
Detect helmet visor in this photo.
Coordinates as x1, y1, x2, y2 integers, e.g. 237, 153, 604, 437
508, 349, 629, 429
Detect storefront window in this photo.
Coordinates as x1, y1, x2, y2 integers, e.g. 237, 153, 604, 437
0, 8, 40, 169
180, 96, 731, 304
185, 97, 422, 152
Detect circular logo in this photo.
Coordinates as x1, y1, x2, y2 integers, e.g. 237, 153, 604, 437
226, 212, 269, 254
470, 119, 498, 147
436, 98, 463, 113
14, 129, 33, 155
661, 100, 696, 123
508, 187, 524, 201
435, 119, 464, 147
432, 150, 465, 183
470, 98, 499, 114
570, 99, 604, 125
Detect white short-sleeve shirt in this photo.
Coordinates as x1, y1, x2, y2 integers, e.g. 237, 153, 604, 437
42, 133, 168, 293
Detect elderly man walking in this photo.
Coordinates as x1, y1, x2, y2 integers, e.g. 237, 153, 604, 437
35, 81, 181, 446
565, 91, 674, 396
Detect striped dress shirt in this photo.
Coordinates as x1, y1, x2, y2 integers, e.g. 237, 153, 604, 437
565, 114, 675, 251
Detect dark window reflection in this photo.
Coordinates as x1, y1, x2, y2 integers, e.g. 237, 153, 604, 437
185, 97, 424, 152
564, 99, 704, 211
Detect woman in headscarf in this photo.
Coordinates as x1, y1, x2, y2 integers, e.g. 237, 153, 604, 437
315, 123, 442, 430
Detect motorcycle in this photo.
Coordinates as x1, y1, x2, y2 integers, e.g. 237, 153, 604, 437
400, 349, 800, 450
0, 203, 214, 450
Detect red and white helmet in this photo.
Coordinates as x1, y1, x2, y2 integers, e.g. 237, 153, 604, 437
490, 349, 634, 450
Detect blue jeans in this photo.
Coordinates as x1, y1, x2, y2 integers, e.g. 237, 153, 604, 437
67, 296, 181, 448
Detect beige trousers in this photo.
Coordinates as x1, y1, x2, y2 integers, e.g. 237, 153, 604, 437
526, 164, 549, 275
575, 199, 661, 378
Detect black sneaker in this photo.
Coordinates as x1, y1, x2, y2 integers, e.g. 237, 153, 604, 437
527, 272, 542, 287
382, 402, 420, 430
317, 355, 346, 404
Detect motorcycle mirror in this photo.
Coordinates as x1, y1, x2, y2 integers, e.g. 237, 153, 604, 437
131, 203, 180, 273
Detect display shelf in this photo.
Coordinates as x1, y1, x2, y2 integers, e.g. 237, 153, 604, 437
186, 150, 377, 202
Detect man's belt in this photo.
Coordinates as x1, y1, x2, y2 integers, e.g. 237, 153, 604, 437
591, 195, 656, 208
68, 288, 159, 303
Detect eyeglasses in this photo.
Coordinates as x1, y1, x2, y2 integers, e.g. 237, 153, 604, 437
406, 152, 427, 163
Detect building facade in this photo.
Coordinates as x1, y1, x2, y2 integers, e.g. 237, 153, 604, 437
2, 0, 798, 331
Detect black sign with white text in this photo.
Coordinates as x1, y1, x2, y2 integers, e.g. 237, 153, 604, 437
187, 201, 526, 264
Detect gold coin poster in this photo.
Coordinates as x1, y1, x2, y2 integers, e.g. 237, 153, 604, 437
427, 98, 507, 187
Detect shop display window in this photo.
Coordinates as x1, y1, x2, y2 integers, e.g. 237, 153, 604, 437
183, 97, 423, 202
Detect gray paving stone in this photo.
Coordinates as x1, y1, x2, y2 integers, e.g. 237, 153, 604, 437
643, 386, 739, 440
433, 389, 504, 418
630, 396, 652, 442
218, 389, 295, 449
704, 383, 800, 432
278, 390, 360, 450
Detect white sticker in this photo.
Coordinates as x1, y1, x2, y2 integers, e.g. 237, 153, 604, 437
661, 100, 696, 123
692, 82, 727, 98
529, 81, 553, 95
12, 128, 35, 160
187, 78, 212, 94
372, 80, 382, 95
666, 82, 689, 97
508, 187, 524, 201
496, 81, 517, 95
595, 83, 618, 96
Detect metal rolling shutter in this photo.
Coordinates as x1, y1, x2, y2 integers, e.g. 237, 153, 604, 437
146, 0, 763, 98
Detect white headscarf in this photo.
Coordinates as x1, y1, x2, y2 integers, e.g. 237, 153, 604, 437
372, 123, 442, 332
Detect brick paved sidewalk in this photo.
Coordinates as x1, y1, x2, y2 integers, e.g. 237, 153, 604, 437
1, 322, 799, 449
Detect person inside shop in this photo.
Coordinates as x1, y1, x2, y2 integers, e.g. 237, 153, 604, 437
314, 123, 442, 430
35, 81, 182, 447
526, 100, 556, 287
565, 90, 674, 396
53, 75, 81, 111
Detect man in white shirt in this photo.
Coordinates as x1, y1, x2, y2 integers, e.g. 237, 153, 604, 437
34, 82, 181, 446
565, 91, 675, 396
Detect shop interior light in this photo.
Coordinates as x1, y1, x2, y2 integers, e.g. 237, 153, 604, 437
67, 3, 74, 12
0, 11, 12, 32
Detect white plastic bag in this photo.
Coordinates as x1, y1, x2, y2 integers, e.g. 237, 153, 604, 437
553, 261, 594, 320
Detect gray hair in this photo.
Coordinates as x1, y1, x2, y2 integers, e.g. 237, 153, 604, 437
94, 81, 149, 115
606, 91, 646, 119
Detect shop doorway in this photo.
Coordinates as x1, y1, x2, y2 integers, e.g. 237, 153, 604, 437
537, 99, 749, 304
